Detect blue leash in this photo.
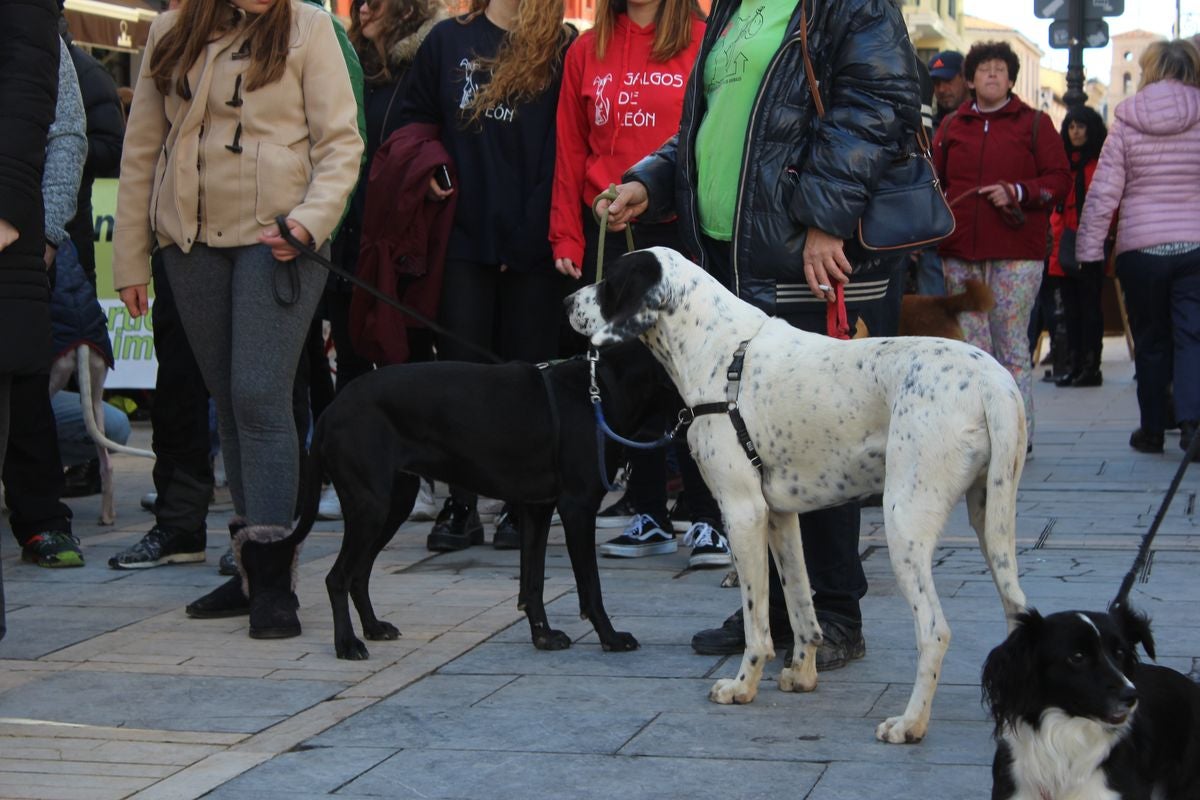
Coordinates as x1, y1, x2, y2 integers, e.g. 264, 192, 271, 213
588, 348, 690, 491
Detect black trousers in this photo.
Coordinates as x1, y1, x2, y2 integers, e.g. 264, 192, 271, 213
1, 376, 10, 640
2, 372, 72, 546
439, 258, 570, 506
149, 251, 214, 536
700, 237, 868, 625
1058, 263, 1104, 375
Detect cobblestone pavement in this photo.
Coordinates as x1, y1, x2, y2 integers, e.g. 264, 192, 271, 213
2, 340, 1197, 799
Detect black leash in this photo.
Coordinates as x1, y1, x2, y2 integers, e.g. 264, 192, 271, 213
273, 215, 503, 364
1112, 433, 1200, 609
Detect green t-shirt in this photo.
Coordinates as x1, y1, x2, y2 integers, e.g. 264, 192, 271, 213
695, 2, 792, 241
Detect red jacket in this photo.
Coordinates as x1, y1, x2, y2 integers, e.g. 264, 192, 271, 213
550, 16, 704, 267
350, 123, 455, 366
1048, 155, 1098, 277
933, 95, 1070, 262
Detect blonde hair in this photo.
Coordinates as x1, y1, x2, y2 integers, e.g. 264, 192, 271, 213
1139, 39, 1200, 90
458, 0, 571, 125
591, 0, 704, 62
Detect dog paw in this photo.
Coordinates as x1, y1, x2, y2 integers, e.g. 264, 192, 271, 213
533, 629, 572, 650
363, 621, 401, 641
335, 637, 370, 661
778, 664, 818, 693
600, 631, 639, 652
875, 716, 926, 744
709, 678, 757, 705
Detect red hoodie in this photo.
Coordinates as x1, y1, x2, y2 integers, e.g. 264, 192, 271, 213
550, 15, 705, 267
933, 94, 1070, 262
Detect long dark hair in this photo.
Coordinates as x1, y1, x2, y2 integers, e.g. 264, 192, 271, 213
150, 0, 292, 97
1060, 104, 1106, 165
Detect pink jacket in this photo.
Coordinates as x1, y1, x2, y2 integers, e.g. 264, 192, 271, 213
1077, 80, 1200, 261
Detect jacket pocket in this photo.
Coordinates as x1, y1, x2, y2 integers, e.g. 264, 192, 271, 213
254, 142, 311, 226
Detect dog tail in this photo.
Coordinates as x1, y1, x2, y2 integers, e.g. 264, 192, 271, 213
979, 379, 1028, 617
289, 419, 325, 547
942, 279, 995, 316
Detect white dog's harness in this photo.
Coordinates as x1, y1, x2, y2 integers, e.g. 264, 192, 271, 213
687, 339, 764, 474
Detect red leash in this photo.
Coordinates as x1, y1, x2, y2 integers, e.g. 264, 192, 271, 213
826, 284, 851, 340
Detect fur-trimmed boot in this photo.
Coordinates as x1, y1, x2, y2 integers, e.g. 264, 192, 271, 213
237, 524, 302, 639
186, 517, 250, 619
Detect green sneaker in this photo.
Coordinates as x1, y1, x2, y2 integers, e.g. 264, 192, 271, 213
22, 531, 85, 568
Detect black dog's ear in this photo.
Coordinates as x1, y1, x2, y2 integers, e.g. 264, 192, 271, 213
590, 250, 665, 346
982, 609, 1044, 735
1109, 602, 1156, 661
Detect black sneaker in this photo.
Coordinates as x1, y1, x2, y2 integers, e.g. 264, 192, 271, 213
690, 608, 793, 655
62, 459, 101, 498
596, 495, 637, 529
493, 505, 520, 550
426, 499, 484, 552
21, 531, 84, 568
810, 617, 866, 671
218, 547, 238, 576
1130, 428, 1165, 454
598, 513, 676, 557
109, 526, 206, 569
683, 521, 732, 569
668, 496, 693, 525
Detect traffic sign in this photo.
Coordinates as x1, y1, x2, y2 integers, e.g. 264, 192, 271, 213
1049, 18, 1110, 49
1034, 0, 1124, 20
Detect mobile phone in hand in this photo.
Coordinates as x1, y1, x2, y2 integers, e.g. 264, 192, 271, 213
434, 164, 453, 191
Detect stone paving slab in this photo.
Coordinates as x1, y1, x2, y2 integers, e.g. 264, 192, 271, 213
1, 342, 1198, 799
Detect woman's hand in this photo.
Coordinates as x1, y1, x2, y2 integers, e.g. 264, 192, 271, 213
0, 218, 18, 252
979, 182, 1017, 209
427, 176, 453, 203
258, 218, 313, 261
555, 257, 582, 279
803, 227, 852, 301
596, 182, 648, 232
119, 284, 150, 318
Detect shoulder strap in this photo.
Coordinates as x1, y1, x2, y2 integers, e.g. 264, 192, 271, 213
1031, 108, 1042, 150
799, 0, 824, 118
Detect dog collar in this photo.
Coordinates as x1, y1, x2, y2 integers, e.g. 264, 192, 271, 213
689, 339, 764, 474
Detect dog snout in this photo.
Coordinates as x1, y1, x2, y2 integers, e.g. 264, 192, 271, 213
1118, 684, 1138, 708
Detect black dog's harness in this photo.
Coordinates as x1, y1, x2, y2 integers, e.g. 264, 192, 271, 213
688, 340, 764, 474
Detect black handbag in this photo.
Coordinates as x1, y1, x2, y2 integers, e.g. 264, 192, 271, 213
799, 10, 955, 255
1057, 168, 1088, 276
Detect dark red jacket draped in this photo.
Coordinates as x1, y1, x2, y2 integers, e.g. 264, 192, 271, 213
350, 123, 456, 365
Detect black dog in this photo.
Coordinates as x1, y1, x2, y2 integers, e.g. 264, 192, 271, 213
292, 342, 671, 660
982, 605, 1200, 799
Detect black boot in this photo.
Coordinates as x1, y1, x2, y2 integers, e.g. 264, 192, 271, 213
185, 517, 252, 618
237, 524, 302, 639
1180, 420, 1200, 462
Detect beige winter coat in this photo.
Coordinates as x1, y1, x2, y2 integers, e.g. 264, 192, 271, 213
113, 1, 363, 290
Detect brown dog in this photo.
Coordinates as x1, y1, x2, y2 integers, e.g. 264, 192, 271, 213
899, 279, 994, 340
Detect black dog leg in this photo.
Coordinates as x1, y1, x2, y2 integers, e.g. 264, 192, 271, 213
352, 474, 417, 643
517, 502, 571, 650
560, 498, 638, 651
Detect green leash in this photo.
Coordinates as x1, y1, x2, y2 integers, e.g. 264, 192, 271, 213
591, 183, 636, 284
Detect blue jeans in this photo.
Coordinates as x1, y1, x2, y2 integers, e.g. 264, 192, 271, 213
51, 391, 131, 467
915, 248, 946, 296
1116, 247, 1200, 432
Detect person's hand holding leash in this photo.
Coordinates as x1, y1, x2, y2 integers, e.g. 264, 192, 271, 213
258, 218, 313, 261
427, 175, 453, 203
979, 182, 1017, 209
803, 226, 852, 300
119, 284, 149, 318
596, 182, 648, 232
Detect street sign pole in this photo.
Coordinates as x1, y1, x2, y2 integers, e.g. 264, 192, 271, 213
1064, 0, 1087, 108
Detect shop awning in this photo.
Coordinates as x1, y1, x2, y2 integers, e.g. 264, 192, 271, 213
64, 0, 160, 53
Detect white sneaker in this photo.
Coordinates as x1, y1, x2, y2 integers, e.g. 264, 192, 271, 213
683, 521, 732, 568
598, 513, 677, 557
410, 481, 438, 521
317, 485, 343, 520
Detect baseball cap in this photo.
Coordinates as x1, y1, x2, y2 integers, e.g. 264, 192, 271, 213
928, 51, 964, 81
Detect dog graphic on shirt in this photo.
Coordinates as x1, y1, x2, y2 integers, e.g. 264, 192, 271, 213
593, 73, 613, 126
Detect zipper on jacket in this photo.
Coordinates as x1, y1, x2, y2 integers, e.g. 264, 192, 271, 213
729, 33, 803, 298
196, 121, 205, 241
972, 117, 988, 258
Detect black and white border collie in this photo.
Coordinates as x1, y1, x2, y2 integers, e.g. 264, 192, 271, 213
982, 605, 1200, 799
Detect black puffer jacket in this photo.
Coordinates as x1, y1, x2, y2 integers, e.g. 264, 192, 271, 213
626, 0, 920, 313
0, 0, 58, 376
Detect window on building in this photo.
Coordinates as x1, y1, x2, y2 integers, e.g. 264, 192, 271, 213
1123, 72, 1132, 94
948, 0, 956, 17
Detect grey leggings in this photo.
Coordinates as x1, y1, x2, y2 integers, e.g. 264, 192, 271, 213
162, 243, 325, 527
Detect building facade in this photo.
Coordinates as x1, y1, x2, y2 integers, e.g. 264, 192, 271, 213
1107, 29, 1167, 114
